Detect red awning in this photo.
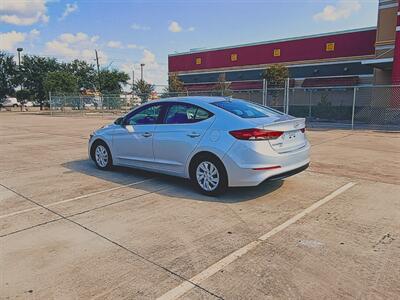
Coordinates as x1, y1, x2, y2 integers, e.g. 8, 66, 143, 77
185, 80, 264, 91
229, 81, 263, 90
302, 76, 359, 87
184, 83, 215, 91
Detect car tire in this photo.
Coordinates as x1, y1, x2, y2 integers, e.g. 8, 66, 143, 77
91, 140, 113, 170
13, 104, 18, 108
190, 154, 228, 196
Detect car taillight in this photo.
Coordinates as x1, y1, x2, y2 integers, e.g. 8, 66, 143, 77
229, 128, 283, 140
300, 128, 306, 133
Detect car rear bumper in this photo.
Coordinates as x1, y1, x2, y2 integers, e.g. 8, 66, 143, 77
222, 141, 310, 187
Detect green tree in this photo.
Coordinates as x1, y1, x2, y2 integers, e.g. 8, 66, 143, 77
15, 89, 31, 102
99, 69, 129, 94
63, 59, 97, 90
262, 64, 289, 106
261, 64, 289, 87
168, 73, 185, 93
134, 79, 155, 103
162, 73, 186, 97
0, 52, 18, 100
21, 55, 61, 104
44, 71, 79, 94
214, 73, 232, 96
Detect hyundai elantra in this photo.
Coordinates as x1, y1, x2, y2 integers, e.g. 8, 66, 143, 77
89, 97, 310, 195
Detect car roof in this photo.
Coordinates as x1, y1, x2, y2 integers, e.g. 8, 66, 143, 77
150, 96, 229, 105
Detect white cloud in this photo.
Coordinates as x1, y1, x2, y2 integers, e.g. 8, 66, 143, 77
58, 32, 89, 44
46, 40, 79, 57
168, 21, 182, 33
0, 0, 49, 25
107, 40, 123, 49
29, 29, 40, 39
0, 31, 26, 51
45, 32, 108, 63
59, 2, 78, 21
106, 41, 144, 50
131, 23, 150, 31
314, 0, 361, 22
140, 49, 167, 85
168, 21, 195, 33
0, 29, 40, 52
127, 43, 144, 50
90, 35, 100, 43
120, 49, 167, 86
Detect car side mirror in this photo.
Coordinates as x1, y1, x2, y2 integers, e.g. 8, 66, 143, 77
114, 117, 124, 126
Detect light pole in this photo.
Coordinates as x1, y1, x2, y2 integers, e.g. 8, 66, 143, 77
140, 63, 145, 81
16, 48, 24, 111
17, 47, 23, 68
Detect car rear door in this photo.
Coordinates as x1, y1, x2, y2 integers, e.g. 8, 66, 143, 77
153, 102, 214, 175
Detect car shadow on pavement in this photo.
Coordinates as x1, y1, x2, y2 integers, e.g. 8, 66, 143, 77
62, 159, 284, 203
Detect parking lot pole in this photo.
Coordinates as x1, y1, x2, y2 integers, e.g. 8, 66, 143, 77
49, 91, 52, 116
283, 85, 287, 114
80, 95, 83, 116
286, 78, 290, 114
262, 79, 266, 106
351, 87, 357, 130
101, 95, 104, 118
63, 95, 66, 115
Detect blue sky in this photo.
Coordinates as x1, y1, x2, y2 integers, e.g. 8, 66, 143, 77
0, 0, 378, 86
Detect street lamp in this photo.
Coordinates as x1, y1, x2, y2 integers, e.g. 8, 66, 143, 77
140, 63, 145, 81
16, 48, 24, 110
17, 48, 23, 68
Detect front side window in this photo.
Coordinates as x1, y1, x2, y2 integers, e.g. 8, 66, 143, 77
127, 105, 162, 125
212, 100, 281, 119
165, 104, 212, 124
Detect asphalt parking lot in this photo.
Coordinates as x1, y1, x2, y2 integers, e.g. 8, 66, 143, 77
1, 113, 399, 299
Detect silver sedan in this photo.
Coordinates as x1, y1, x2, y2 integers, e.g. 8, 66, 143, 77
89, 97, 310, 195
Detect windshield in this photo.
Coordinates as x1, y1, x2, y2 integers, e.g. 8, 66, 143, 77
212, 100, 282, 118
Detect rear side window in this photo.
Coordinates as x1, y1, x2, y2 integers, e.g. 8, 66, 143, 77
165, 104, 212, 124
212, 100, 280, 118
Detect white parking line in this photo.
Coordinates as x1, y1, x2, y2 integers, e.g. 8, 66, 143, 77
157, 182, 356, 300
0, 178, 154, 220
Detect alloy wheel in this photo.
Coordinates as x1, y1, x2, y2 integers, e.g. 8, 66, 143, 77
196, 161, 220, 192
95, 145, 108, 168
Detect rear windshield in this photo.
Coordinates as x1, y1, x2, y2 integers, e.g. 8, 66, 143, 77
212, 100, 281, 118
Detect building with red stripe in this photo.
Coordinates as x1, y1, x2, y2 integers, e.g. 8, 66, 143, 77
168, 0, 399, 90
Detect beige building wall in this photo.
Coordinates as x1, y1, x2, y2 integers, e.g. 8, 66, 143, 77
373, 1, 398, 84
376, 6, 397, 46
374, 69, 392, 85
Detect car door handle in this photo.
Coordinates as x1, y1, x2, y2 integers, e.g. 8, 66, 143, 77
187, 132, 201, 138
142, 132, 152, 138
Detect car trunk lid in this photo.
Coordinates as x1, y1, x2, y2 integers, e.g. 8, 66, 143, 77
249, 116, 306, 153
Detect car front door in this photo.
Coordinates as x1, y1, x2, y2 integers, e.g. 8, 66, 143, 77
112, 103, 163, 169
153, 103, 214, 175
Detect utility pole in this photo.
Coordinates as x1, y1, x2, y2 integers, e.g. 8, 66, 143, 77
132, 69, 135, 93
140, 63, 145, 81
95, 50, 101, 92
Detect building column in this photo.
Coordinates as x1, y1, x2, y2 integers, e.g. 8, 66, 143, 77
392, 0, 400, 84
389, 0, 400, 107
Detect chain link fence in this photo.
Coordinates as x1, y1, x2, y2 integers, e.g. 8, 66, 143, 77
49, 86, 400, 130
